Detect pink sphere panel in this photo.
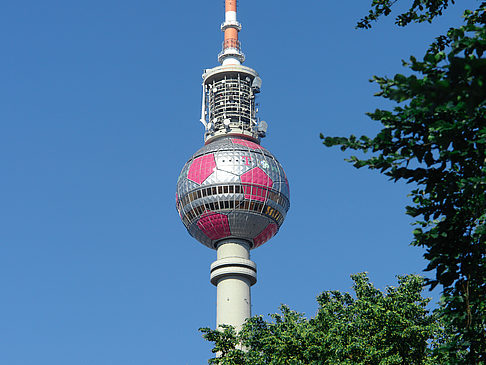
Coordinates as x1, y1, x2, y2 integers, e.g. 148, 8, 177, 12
253, 223, 278, 248
187, 154, 216, 184
231, 138, 264, 150
197, 212, 231, 241
240, 167, 273, 202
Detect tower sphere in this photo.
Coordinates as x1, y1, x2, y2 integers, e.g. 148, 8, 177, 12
176, 136, 290, 249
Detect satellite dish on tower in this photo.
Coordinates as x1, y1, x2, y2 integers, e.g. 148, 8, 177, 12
251, 76, 262, 93
258, 120, 268, 137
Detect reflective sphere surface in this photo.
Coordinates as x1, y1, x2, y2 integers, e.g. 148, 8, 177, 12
176, 137, 290, 249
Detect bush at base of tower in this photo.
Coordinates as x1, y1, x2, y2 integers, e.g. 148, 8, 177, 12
201, 273, 457, 365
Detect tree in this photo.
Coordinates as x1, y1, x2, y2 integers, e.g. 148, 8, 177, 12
357, 0, 457, 29
321, 3, 486, 363
201, 273, 449, 364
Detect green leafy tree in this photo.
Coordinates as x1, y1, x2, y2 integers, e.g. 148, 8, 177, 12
321, 3, 486, 363
357, 0, 457, 29
202, 274, 449, 365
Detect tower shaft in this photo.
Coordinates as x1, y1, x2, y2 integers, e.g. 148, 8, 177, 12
210, 240, 256, 331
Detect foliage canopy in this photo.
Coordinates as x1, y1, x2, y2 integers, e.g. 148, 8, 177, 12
202, 274, 449, 365
357, 0, 456, 29
322, 2, 486, 362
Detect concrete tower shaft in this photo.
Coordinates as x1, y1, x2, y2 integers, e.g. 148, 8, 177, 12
210, 240, 256, 332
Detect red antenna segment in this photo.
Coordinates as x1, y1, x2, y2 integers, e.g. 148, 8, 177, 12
219, 0, 245, 65
224, 0, 238, 49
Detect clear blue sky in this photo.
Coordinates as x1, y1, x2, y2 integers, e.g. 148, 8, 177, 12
0, 0, 477, 364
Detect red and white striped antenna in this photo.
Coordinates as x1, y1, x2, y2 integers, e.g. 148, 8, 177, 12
218, 0, 245, 65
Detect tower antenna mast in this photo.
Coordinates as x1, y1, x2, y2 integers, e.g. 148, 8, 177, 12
219, 0, 244, 65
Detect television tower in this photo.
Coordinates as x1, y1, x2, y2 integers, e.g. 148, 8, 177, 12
176, 0, 290, 332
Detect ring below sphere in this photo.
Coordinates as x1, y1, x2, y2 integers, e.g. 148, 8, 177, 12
176, 136, 290, 249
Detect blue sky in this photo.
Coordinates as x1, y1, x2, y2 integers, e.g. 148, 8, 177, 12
0, 0, 478, 364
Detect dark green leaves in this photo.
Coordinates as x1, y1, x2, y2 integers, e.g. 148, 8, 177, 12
357, 0, 455, 29
323, 5, 486, 363
202, 273, 445, 365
